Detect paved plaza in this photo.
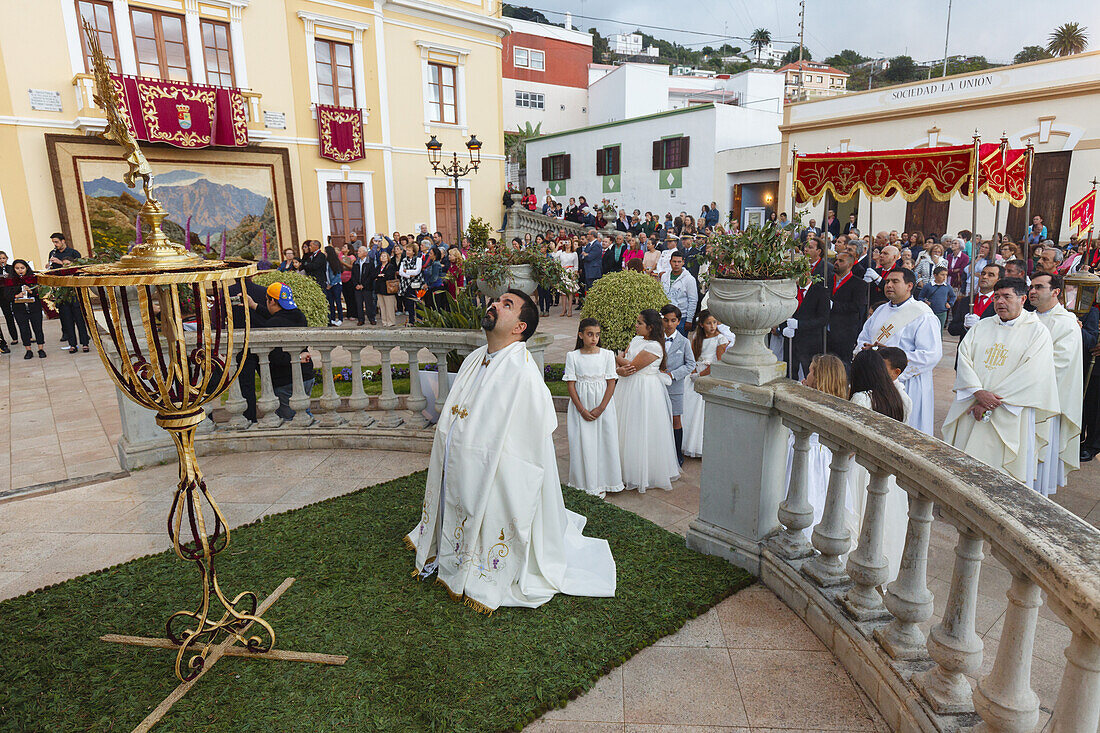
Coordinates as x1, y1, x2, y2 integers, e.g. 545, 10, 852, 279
1, 313, 1097, 730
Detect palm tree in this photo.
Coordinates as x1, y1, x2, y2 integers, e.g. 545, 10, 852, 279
1046, 22, 1089, 56
750, 28, 772, 64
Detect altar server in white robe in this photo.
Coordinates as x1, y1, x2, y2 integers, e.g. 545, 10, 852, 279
1029, 272, 1083, 495
855, 269, 942, 435
942, 278, 1058, 484
407, 290, 616, 613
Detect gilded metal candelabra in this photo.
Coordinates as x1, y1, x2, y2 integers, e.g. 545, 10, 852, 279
38, 22, 266, 682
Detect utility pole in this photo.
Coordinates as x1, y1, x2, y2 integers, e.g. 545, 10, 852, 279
942, 0, 953, 77
798, 0, 805, 64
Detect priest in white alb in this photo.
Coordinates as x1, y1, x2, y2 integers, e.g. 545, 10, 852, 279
1029, 272, 1083, 495
407, 289, 616, 613
942, 278, 1058, 483
855, 268, 943, 434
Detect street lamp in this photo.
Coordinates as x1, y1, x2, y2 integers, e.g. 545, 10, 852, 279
425, 134, 482, 246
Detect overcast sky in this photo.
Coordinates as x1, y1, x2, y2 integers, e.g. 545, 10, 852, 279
526, 1, 1099, 64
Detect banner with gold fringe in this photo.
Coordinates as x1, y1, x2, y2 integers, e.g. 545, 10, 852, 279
317, 105, 365, 163
109, 74, 249, 149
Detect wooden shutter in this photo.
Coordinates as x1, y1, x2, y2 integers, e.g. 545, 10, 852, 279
596, 149, 605, 176
562, 154, 571, 179
542, 156, 552, 181
679, 137, 690, 167
610, 146, 620, 175
652, 140, 662, 170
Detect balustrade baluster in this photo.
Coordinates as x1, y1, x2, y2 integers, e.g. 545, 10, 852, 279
434, 349, 451, 415
841, 467, 891, 620
375, 346, 403, 428
405, 349, 428, 427
287, 346, 315, 427
316, 346, 347, 427
915, 527, 984, 713
876, 493, 935, 659
772, 426, 815, 560
802, 442, 854, 587
254, 347, 283, 429
224, 360, 252, 430
346, 347, 375, 428
973, 571, 1042, 732
1050, 630, 1100, 732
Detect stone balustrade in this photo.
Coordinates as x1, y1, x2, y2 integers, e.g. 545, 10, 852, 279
114, 327, 552, 469
501, 193, 591, 243
688, 376, 1100, 731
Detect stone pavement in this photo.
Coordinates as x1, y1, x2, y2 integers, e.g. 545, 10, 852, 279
1, 310, 1098, 730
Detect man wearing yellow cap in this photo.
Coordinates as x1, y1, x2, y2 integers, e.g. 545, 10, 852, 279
239, 282, 314, 423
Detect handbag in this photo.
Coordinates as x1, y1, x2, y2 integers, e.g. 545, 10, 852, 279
386, 279, 399, 295
340, 269, 352, 283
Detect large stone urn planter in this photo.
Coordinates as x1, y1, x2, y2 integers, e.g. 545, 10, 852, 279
707, 278, 798, 385
476, 264, 538, 299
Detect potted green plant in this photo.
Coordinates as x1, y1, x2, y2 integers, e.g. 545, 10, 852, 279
703, 218, 811, 384
463, 217, 567, 299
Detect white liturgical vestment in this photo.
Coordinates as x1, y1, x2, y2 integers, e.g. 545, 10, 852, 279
942, 312, 1058, 483
1034, 303, 1083, 495
855, 297, 943, 435
407, 340, 616, 612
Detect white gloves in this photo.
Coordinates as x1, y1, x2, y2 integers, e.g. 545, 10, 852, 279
863, 269, 881, 283
964, 313, 980, 329
782, 327, 796, 338
786, 318, 798, 330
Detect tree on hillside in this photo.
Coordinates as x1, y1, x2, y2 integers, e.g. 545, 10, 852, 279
882, 55, 920, 83
750, 28, 771, 63
1014, 45, 1053, 64
589, 28, 609, 62
501, 3, 552, 24
781, 46, 811, 65
824, 49, 869, 68
1047, 22, 1089, 56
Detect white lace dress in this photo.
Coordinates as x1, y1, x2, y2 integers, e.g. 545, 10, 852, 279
564, 349, 624, 497
681, 334, 730, 457
615, 337, 680, 492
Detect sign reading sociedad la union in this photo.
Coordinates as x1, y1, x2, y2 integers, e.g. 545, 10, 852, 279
890, 74, 996, 103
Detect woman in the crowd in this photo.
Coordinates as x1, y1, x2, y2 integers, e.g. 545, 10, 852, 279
642, 238, 660, 277
681, 310, 730, 458
339, 241, 357, 322
556, 240, 578, 317
999, 241, 1021, 262
374, 250, 399, 327
323, 244, 345, 326
614, 309, 680, 492
5, 259, 46, 358
622, 236, 645, 269
445, 245, 464, 299
915, 242, 946, 290
398, 240, 424, 324
521, 186, 537, 211
422, 246, 446, 310
277, 247, 299, 272
847, 348, 909, 582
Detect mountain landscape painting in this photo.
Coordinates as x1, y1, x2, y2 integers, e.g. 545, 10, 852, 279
78, 160, 279, 261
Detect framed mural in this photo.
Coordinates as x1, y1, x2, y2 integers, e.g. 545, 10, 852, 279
45, 134, 298, 260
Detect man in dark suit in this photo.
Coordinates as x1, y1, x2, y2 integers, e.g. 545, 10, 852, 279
602, 233, 627, 274
826, 251, 867, 366
783, 277, 830, 380
301, 240, 327, 290
842, 213, 859, 237
349, 245, 377, 325
947, 263, 1002, 342
800, 219, 823, 243
580, 230, 603, 297
0, 250, 16, 353
864, 244, 901, 310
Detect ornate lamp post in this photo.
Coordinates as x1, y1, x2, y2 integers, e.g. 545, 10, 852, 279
425, 134, 481, 245
39, 24, 343, 685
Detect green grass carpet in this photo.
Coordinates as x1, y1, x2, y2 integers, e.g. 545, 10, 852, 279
0, 472, 752, 732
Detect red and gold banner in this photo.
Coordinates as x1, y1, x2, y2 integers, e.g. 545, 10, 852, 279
109, 75, 249, 149
1070, 190, 1096, 234
794, 145, 975, 205
317, 105, 365, 163
968, 142, 1028, 207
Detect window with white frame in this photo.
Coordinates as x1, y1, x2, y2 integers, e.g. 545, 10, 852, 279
515, 90, 544, 109
513, 46, 545, 71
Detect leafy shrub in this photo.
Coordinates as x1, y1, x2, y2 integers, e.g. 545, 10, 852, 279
252, 270, 328, 327
705, 216, 811, 283
580, 270, 669, 351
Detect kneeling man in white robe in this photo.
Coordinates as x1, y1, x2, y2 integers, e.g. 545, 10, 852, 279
942, 278, 1058, 484
407, 289, 616, 613
1029, 272, 1083, 495
855, 269, 942, 435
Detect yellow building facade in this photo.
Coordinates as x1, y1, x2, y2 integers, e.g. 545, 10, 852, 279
0, 0, 508, 265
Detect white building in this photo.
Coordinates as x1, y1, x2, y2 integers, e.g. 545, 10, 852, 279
525, 102, 781, 217
608, 33, 658, 57
752, 43, 787, 67
781, 51, 1100, 243
503, 18, 593, 134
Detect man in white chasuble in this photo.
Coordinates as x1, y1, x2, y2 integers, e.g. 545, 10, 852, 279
407, 290, 616, 613
942, 279, 1058, 484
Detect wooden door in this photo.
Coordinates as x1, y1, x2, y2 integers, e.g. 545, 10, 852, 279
904, 189, 951, 238
1007, 151, 1072, 243
730, 184, 742, 226
326, 182, 364, 248
434, 187, 462, 245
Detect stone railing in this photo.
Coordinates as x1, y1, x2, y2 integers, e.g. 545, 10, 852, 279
115, 328, 552, 469
688, 376, 1100, 731
502, 193, 589, 243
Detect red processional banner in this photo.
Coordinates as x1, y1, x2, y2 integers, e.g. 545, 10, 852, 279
109, 75, 248, 149
794, 145, 975, 205
1070, 190, 1096, 234
969, 143, 1028, 207
316, 105, 365, 163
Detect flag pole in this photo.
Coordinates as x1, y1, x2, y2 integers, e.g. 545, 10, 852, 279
992, 132, 1007, 244
1086, 177, 1098, 273
787, 144, 798, 375
968, 129, 981, 308
865, 197, 874, 320
1021, 138, 1034, 244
